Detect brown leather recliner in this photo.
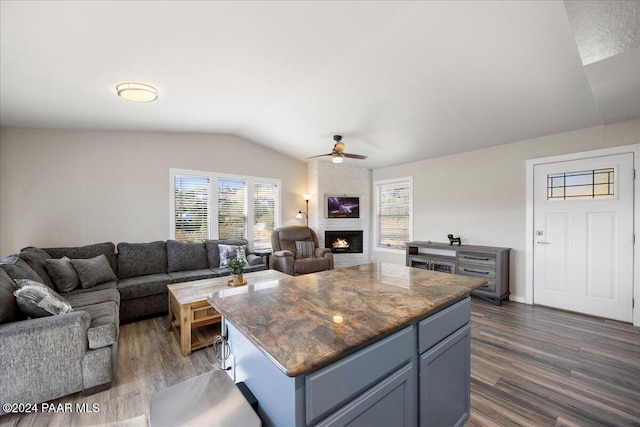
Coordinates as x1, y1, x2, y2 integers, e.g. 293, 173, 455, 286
271, 226, 334, 276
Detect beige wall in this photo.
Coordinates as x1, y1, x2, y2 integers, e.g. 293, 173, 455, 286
372, 118, 640, 301
0, 128, 308, 255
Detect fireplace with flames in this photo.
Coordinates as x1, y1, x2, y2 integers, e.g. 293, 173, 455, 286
325, 230, 364, 254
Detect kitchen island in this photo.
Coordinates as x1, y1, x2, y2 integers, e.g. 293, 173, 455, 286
208, 262, 485, 427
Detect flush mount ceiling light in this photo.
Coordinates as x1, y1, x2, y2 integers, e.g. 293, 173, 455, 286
116, 82, 158, 102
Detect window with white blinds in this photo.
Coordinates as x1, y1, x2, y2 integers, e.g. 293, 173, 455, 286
174, 175, 210, 242
170, 169, 281, 248
375, 177, 413, 250
218, 179, 247, 240
253, 181, 278, 249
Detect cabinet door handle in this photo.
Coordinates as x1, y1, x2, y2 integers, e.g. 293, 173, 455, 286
462, 255, 490, 261
462, 268, 489, 275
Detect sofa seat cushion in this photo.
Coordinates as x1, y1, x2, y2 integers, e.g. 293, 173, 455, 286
117, 241, 167, 279
166, 240, 209, 272
65, 288, 120, 309
117, 274, 172, 300
81, 301, 119, 349
244, 264, 269, 273
0, 268, 25, 324
168, 269, 218, 283
70, 281, 117, 294
19, 248, 54, 289
44, 242, 117, 276
294, 258, 331, 275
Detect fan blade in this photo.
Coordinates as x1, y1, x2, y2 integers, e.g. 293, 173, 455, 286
306, 153, 333, 159
344, 153, 368, 160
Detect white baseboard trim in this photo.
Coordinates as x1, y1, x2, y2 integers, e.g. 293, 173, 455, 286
509, 295, 526, 303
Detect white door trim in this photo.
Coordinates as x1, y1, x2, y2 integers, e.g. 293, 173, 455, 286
525, 144, 640, 327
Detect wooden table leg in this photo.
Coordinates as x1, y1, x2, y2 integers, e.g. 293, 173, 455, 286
180, 305, 192, 356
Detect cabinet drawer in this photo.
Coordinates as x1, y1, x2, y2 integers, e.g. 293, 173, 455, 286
192, 306, 219, 323
458, 251, 496, 266
306, 326, 415, 425
474, 280, 496, 293
457, 264, 496, 279
418, 297, 470, 354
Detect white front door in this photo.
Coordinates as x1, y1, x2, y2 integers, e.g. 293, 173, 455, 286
533, 153, 634, 322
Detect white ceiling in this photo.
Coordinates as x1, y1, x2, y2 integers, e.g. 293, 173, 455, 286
1, 1, 638, 169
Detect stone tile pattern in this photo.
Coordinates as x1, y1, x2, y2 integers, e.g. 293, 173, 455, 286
208, 262, 485, 377
307, 160, 371, 269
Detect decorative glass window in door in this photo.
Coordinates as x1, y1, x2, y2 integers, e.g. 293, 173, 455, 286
547, 168, 614, 200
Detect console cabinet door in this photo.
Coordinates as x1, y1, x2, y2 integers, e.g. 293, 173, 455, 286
316, 363, 416, 427
419, 324, 471, 427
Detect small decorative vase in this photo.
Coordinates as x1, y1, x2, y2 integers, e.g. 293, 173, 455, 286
233, 273, 244, 286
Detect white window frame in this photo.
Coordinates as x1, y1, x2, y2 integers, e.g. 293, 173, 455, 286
373, 176, 413, 253
169, 168, 281, 249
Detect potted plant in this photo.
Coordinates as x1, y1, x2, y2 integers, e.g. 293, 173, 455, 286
228, 256, 246, 286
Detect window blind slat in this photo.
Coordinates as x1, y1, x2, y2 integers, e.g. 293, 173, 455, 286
174, 175, 210, 242
253, 181, 277, 249
218, 179, 247, 239
377, 180, 411, 248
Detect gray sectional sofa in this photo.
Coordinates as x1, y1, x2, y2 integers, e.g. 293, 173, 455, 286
0, 239, 266, 414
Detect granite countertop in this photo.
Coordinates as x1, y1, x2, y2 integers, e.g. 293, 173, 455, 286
207, 262, 485, 377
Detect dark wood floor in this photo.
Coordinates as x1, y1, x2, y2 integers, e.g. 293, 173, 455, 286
468, 301, 640, 426
2, 300, 639, 427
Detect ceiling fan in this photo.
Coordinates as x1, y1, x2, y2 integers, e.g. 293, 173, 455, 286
307, 135, 368, 163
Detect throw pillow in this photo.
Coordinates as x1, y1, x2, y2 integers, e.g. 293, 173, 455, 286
13, 279, 73, 318
218, 244, 247, 268
295, 241, 316, 259
70, 254, 118, 289
0, 268, 24, 324
45, 256, 80, 293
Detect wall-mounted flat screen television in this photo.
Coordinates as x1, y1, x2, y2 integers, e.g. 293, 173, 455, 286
327, 196, 360, 218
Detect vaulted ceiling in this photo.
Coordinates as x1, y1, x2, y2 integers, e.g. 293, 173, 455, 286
1, 1, 638, 169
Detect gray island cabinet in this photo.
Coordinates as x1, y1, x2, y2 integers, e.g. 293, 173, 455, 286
208, 263, 484, 427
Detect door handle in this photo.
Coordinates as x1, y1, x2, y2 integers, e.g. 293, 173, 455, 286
536, 240, 550, 245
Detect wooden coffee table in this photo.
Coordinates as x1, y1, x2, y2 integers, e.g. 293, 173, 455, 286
168, 269, 286, 356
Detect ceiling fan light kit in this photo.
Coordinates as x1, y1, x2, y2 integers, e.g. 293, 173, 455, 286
307, 134, 367, 163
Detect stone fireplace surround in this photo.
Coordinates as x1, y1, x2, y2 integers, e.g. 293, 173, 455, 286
307, 160, 371, 269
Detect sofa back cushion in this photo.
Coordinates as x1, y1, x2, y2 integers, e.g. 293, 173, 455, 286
205, 239, 249, 269
166, 240, 208, 272
44, 242, 117, 275
0, 268, 25, 324
18, 247, 54, 289
0, 255, 44, 283
117, 241, 167, 279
